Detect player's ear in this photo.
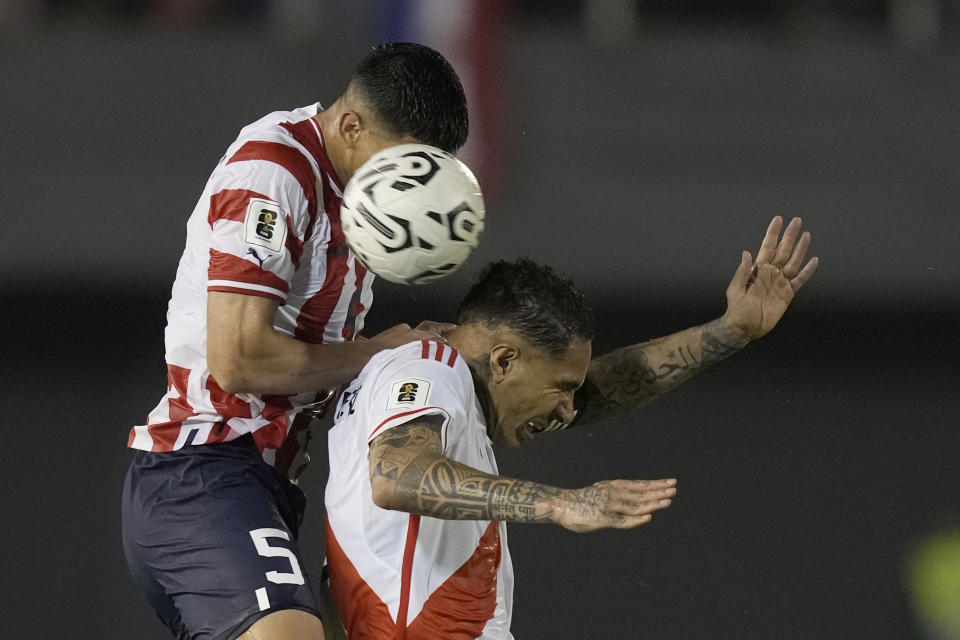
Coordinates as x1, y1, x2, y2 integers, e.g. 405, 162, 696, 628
338, 111, 363, 146
489, 344, 519, 383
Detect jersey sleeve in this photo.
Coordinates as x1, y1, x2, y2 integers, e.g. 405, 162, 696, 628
360, 343, 470, 454
205, 134, 323, 303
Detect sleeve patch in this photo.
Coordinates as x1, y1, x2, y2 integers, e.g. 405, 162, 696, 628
244, 198, 287, 253
386, 378, 432, 410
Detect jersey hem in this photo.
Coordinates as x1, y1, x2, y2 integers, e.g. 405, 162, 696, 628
208, 284, 286, 304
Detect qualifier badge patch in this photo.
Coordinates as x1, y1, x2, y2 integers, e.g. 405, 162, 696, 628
387, 377, 431, 410
243, 198, 287, 253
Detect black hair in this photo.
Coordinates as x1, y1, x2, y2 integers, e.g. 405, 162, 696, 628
349, 42, 468, 153
456, 259, 594, 357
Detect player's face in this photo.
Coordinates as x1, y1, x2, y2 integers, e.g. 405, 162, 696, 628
488, 339, 592, 449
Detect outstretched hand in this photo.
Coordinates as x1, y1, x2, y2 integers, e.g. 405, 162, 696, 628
723, 216, 819, 341
554, 478, 677, 533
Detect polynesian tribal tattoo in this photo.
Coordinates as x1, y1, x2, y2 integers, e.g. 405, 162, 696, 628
575, 318, 746, 426
370, 417, 595, 524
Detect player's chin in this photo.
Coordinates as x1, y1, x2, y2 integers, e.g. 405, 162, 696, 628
491, 427, 523, 449
511, 423, 536, 448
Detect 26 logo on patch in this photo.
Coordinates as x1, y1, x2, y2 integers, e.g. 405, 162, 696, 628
244, 198, 287, 253
397, 382, 419, 403
256, 210, 277, 240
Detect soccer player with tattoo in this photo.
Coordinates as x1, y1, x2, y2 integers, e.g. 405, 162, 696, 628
121, 43, 468, 640
323, 217, 816, 638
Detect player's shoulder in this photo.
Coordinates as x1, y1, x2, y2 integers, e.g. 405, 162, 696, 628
359, 340, 471, 417
235, 103, 322, 141
365, 340, 470, 387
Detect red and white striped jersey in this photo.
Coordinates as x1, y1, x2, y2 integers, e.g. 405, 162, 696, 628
325, 340, 515, 640
128, 104, 374, 467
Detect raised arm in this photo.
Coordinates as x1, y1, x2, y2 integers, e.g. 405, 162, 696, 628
575, 215, 819, 426
368, 415, 676, 532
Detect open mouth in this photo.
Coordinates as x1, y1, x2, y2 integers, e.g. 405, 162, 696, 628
519, 421, 545, 442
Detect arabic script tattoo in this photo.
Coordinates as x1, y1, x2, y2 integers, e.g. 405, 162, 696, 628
575, 318, 747, 425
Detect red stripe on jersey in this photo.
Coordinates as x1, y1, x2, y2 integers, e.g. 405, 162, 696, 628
227, 140, 318, 218
434, 343, 446, 363
205, 374, 253, 420
280, 119, 344, 193
167, 365, 195, 423
325, 518, 397, 639
445, 347, 459, 368
133, 365, 196, 452
406, 521, 502, 638
294, 176, 350, 342
251, 393, 294, 453
421, 340, 430, 359
293, 245, 350, 342
284, 220, 304, 270
208, 249, 290, 295
341, 260, 368, 340
368, 406, 444, 441
142, 423, 181, 452
396, 514, 422, 636
271, 407, 309, 476
207, 188, 271, 227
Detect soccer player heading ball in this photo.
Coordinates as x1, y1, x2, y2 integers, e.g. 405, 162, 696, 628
325, 258, 678, 638
324, 212, 817, 637
122, 43, 470, 640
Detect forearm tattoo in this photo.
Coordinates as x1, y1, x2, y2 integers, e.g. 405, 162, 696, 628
575, 318, 746, 425
369, 417, 561, 523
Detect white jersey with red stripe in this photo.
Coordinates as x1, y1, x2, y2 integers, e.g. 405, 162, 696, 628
128, 104, 374, 467
325, 340, 515, 640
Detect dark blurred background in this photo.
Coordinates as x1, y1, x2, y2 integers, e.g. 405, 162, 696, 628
3, 1, 959, 638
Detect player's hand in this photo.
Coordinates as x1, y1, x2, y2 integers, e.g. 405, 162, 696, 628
721, 216, 819, 341
553, 478, 677, 533
366, 322, 450, 351
414, 320, 457, 338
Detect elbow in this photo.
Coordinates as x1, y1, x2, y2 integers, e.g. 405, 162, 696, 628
370, 475, 401, 511
207, 353, 249, 394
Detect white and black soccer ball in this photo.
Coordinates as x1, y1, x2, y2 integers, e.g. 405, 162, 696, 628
340, 143, 485, 285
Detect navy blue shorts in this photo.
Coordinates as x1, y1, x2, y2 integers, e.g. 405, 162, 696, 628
121, 435, 319, 640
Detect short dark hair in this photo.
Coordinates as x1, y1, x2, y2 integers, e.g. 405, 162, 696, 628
456, 259, 594, 357
349, 42, 468, 153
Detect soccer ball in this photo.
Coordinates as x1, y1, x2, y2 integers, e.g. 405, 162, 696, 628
340, 143, 485, 285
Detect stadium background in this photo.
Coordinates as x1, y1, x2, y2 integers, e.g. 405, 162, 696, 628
3, 1, 959, 638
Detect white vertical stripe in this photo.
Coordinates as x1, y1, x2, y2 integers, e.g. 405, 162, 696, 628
255, 587, 270, 611
354, 269, 376, 336
130, 425, 154, 450
326, 173, 342, 198
207, 279, 288, 300
146, 388, 174, 425
323, 255, 361, 343
191, 368, 215, 416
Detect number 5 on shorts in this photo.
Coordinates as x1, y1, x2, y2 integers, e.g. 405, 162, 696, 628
249, 528, 305, 585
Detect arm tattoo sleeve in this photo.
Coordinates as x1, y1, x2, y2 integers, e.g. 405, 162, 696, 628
368, 416, 562, 523
574, 317, 747, 426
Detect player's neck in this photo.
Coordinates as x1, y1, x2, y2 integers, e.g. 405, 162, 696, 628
313, 104, 350, 186
464, 358, 498, 438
